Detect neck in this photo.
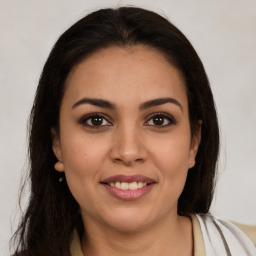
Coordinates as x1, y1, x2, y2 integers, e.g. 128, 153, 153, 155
80, 214, 193, 256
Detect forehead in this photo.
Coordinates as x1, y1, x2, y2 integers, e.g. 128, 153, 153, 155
63, 45, 188, 108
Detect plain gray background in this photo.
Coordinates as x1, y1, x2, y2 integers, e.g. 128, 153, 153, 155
1, 0, 256, 254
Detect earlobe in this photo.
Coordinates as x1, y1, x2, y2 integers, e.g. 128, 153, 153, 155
188, 120, 202, 169
54, 161, 65, 172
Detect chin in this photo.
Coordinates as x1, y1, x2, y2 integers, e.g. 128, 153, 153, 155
101, 207, 156, 232
108, 219, 151, 233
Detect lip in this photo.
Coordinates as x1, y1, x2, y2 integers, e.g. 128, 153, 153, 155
100, 175, 156, 200
101, 174, 156, 184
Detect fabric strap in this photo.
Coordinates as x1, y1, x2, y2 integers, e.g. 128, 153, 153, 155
196, 214, 256, 256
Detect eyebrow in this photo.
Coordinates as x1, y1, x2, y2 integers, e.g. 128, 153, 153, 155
72, 98, 116, 109
139, 97, 183, 111
72, 97, 183, 111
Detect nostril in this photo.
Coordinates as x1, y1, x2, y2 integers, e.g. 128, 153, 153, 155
135, 158, 143, 162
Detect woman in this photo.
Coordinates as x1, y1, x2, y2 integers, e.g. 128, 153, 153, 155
12, 7, 256, 256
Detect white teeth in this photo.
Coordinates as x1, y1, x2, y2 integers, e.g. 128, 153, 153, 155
120, 182, 129, 190
137, 182, 144, 188
129, 182, 137, 190
109, 181, 147, 190
115, 181, 121, 189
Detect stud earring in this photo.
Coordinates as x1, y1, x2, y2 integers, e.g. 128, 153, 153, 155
59, 176, 64, 182
54, 161, 65, 182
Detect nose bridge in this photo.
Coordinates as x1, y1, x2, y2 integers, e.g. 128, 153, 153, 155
110, 122, 146, 164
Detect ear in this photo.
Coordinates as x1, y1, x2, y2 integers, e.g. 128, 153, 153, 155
51, 128, 64, 172
188, 120, 202, 169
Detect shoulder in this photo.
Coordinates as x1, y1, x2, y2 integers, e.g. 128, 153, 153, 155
231, 220, 256, 245
195, 213, 256, 255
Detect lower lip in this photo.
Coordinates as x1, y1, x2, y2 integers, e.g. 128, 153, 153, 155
102, 183, 155, 200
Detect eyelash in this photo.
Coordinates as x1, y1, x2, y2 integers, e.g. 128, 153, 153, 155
145, 112, 177, 128
79, 112, 176, 129
79, 113, 112, 128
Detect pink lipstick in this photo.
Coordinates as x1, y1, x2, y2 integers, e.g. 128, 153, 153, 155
101, 175, 156, 200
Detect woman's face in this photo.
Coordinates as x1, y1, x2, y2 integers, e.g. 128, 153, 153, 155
52, 45, 200, 232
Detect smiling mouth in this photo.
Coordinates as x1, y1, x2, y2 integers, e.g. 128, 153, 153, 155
101, 181, 150, 190
100, 175, 156, 200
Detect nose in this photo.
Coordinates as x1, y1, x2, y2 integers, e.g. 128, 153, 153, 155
110, 124, 147, 166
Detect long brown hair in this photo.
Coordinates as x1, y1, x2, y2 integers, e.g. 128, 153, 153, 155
12, 7, 219, 255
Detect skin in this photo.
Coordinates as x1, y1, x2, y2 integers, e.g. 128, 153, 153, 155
52, 45, 201, 256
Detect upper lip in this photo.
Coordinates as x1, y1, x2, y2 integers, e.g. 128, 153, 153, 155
101, 175, 156, 184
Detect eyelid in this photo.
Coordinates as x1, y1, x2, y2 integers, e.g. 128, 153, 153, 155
79, 113, 113, 127
144, 112, 177, 127
78, 112, 176, 128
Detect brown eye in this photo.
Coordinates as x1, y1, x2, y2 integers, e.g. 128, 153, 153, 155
145, 113, 176, 127
80, 114, 111, 128
152, 116, 165, 125
91, 116, 103, 126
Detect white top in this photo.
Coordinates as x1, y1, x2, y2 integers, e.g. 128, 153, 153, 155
70, 214, 256, 255
196, 214, 256, 256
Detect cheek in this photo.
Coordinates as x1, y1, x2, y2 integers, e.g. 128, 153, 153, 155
149, 133, 191, 192
61, 132, 107, 171
60, 134, 108, 200
151, 132, 191, 171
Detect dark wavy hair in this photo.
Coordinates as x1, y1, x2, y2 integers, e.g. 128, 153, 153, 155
12, 6, 219, 256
